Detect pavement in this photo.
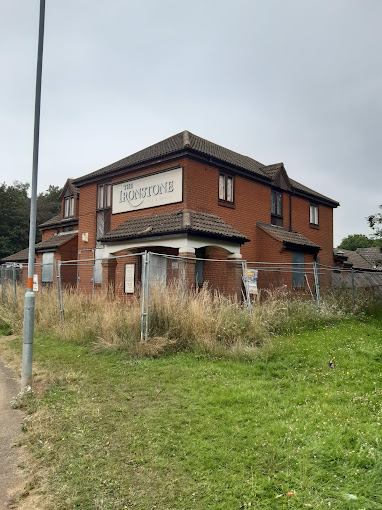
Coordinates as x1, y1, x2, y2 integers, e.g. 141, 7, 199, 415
0, 356, 22, 510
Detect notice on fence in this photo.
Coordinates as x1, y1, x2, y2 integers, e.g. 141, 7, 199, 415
33, 274, 38, 292
124, 264, 135, 294
246, 269, 258, 295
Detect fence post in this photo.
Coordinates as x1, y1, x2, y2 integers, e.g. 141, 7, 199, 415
1, 265, 5, 304
145, 252, 151, 342
56, 261, 64, 322
12, 264, 17, 310
241, 261, 252, 314
140, 251, 147, 342
351, 267, 355, 306
314, 261, 321, 308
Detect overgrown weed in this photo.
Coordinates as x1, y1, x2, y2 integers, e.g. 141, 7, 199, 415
0, 281, 380, 358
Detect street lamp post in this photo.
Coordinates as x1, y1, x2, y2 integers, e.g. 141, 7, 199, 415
21, 0, 46, 390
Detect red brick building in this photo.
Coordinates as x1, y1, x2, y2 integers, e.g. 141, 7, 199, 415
3, 131, 339, 296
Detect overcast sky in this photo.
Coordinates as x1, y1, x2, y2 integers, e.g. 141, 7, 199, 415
1, 0, 381, 246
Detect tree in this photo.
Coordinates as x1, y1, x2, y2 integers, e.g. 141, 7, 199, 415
36, 185, 62, 242
0, 181, 30, 259
367, 205, 382, 239
0, 182, 62, 259
338, 234, 374, 251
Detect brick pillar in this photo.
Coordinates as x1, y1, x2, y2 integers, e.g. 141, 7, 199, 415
102, 257, 117, 297
227, 253, 243, 302
178, 247, 196, 291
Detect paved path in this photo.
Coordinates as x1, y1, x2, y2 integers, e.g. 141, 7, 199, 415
0, 356, 22, 510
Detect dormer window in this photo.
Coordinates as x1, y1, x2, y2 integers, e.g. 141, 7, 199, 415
64, 196, 74, 218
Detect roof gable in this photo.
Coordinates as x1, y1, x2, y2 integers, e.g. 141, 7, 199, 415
59, 179, 79, 201
262, 163, 291, 191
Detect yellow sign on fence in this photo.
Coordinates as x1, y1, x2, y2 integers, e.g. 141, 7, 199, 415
246, 269, 258, 295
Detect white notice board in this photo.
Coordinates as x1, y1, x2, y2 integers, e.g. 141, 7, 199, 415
124, 264, 135, 294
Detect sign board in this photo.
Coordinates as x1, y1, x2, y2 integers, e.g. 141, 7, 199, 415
33, 274, 38, 292
246, 269, 258, 295
124, 264, 135, 294
112, 167, 183, 214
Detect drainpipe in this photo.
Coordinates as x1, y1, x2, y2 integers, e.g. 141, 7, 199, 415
289, 191, 294, 231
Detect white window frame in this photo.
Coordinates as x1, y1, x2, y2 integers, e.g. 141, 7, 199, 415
64, 196, 74, 218
218, 173, 234, 203
310, 204, 319, 225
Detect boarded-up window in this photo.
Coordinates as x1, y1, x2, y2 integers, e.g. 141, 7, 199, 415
93, 247, 103, 284
149, 254, 167, 286
292, 251, 304, 288
96, 209, 111, 239
195, 259, 203, 285
42, 252, 54, 283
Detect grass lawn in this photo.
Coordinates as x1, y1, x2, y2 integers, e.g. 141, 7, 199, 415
3, 314, 382, 509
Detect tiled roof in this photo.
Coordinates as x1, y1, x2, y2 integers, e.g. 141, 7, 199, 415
39, 215, 78, 229
356, 247, 382, 269
289, 179, 339, 206
100, 210, 249, 244
335, 247, 382, 270
74, 131, 268, 184
73, 130, 338, 207
1, 248, 30, 263
1, 233, 78, 262
257, 222, 320, 250
262, 163, 284, 180
35, 232, 78, 252
39, 214, 61, 228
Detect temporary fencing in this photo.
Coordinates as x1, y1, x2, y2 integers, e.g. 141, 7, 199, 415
2, 253, 382, 342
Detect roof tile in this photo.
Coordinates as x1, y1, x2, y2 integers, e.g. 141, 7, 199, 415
100, 210, 248, 244
257, 222, 320, 250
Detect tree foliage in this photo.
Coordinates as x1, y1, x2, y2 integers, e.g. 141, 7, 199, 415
367, 204, 382, 239
0, 182, 62, 259
338, 234, 376, 251
0, 181, 30, 259
36, 185, 62, 243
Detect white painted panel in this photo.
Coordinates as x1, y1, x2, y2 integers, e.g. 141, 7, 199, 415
112, 167, 183, 214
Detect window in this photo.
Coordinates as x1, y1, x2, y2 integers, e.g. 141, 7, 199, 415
218, 173, 234, 203
271, 191, 282, 216
97, 184, 112, 209
96, 184, 112, 239
271, 190, 283, 226
64, 196, 74, 218
310, 204, 318, 225
292, 251, 304, 288
42, 252, 54, 283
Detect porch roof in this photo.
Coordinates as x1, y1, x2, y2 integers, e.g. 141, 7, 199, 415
100, 210, 249, 245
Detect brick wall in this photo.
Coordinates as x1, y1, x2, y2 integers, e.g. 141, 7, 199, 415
72, 155, 336, 296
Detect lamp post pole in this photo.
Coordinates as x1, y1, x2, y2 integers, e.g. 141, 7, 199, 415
21, 0, 46, 391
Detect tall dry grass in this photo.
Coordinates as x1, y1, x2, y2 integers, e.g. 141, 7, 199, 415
0, 281, 380, 357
